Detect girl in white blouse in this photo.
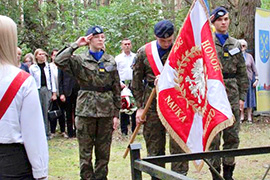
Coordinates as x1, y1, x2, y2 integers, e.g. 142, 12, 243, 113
0, 15, 48, 180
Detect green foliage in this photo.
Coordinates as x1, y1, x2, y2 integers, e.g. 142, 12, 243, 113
0, 0, 187, 56
1, 0, 270, 56
86, 0, 163, 55
262, 0, 270, 9
47, 0, 165, 55
0, 1, 20, 24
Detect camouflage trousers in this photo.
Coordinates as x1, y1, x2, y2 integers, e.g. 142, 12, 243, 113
143, 112, 188, 180
76, 116, 113, 180
209, 104, 240, 168
170, 137, 189, 176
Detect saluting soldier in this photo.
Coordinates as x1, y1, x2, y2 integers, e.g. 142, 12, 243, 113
55, 26, 121, 180
209, 7, 249, 180
132, 20, 189, 179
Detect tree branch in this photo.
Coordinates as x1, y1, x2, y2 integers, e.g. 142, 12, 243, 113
227, 0, 236, 7
184, 0, 192, 5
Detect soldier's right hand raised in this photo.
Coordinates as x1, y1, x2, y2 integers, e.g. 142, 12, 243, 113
75, 34, 93, 47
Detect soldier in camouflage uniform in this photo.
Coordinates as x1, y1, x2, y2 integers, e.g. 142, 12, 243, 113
209, 7, 249, 180
55, 26, 121, 180
132, 20, 189, 179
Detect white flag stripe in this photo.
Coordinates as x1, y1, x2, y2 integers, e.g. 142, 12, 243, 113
185, 0, 207, 156
207, 79, 233, 118
157, 60, 176, 92
186, 112, 204, 159
190, 0, 208, 47
151, 40, 164, 73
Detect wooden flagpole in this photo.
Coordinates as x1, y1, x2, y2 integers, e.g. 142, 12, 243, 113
123, 88, 156, 158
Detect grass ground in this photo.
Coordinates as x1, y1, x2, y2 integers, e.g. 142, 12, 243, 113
48, 116, 270, 180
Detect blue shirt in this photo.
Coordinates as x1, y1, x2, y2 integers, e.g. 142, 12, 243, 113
215, 33, 229, 46
156, 41, 172, 61
89, 50, 104, 61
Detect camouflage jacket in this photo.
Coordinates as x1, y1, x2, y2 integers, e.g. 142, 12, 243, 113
215, 36, 249, 105
131, 42, 170, 112
55, 43, 121, 118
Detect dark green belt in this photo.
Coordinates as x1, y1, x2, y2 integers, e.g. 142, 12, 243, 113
80, 85, 112, 92
147, 82, 155, 88
223, 73, 236, 79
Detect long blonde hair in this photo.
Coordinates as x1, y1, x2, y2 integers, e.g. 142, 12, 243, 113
0, 15, 18, 66
34, 48, 48, 64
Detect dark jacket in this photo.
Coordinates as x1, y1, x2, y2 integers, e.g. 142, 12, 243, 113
20, 63, 29, 73
58, 69, 79, 97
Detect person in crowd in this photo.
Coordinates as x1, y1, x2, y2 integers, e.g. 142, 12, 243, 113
0, 15, 48, 180
209, 7, 249, 180
55, 25, 121, 180
23, 53, 34, 68
132, 20, 189, 179
29, 48, 57, 140
17, 47, 29, 73
239, 39, 258, 124
58, 68, 79, 138
49, 48, 67, 138
115, 38, 137, 135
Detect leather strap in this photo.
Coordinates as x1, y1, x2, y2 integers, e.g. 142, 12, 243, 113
0, 71, 30, 120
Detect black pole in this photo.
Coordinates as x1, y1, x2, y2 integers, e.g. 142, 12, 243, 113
130, 143, 142, 180
262, 164, 270, 180
204, 159, 225, 180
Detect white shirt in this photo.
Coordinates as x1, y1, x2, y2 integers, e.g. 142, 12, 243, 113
0, 64, 48, 179
115, 52, 136, 81
50, 62, 59, 95
29, 61, 57, 92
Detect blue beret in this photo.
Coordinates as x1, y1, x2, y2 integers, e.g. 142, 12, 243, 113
211, 7, 228, 23
154, 20, 174, 38
86, 26, 103, 36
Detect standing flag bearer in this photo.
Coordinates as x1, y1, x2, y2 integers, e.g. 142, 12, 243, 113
156, 2, 247, 179
209, 6, 248, 180
132, 19, 189, 178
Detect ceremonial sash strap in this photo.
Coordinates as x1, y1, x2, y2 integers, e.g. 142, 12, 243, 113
145, 40, 164, 76
0, 71, 30, 120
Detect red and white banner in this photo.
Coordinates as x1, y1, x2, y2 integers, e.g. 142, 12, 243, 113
156, 0, 234, 170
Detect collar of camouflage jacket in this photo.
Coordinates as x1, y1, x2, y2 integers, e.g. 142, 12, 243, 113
82, 50, 111, 62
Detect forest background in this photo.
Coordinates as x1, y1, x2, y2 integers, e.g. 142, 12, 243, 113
1, 0, 270, 57
1, 1, 270, 179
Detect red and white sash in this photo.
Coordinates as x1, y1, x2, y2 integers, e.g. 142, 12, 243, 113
145, 40, 163, 76
0, 71, 30, 120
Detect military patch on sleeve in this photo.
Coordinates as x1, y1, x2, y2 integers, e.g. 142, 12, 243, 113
228, 48, 240, 56
223, 52, 229, 58
99, 68, 105, 73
